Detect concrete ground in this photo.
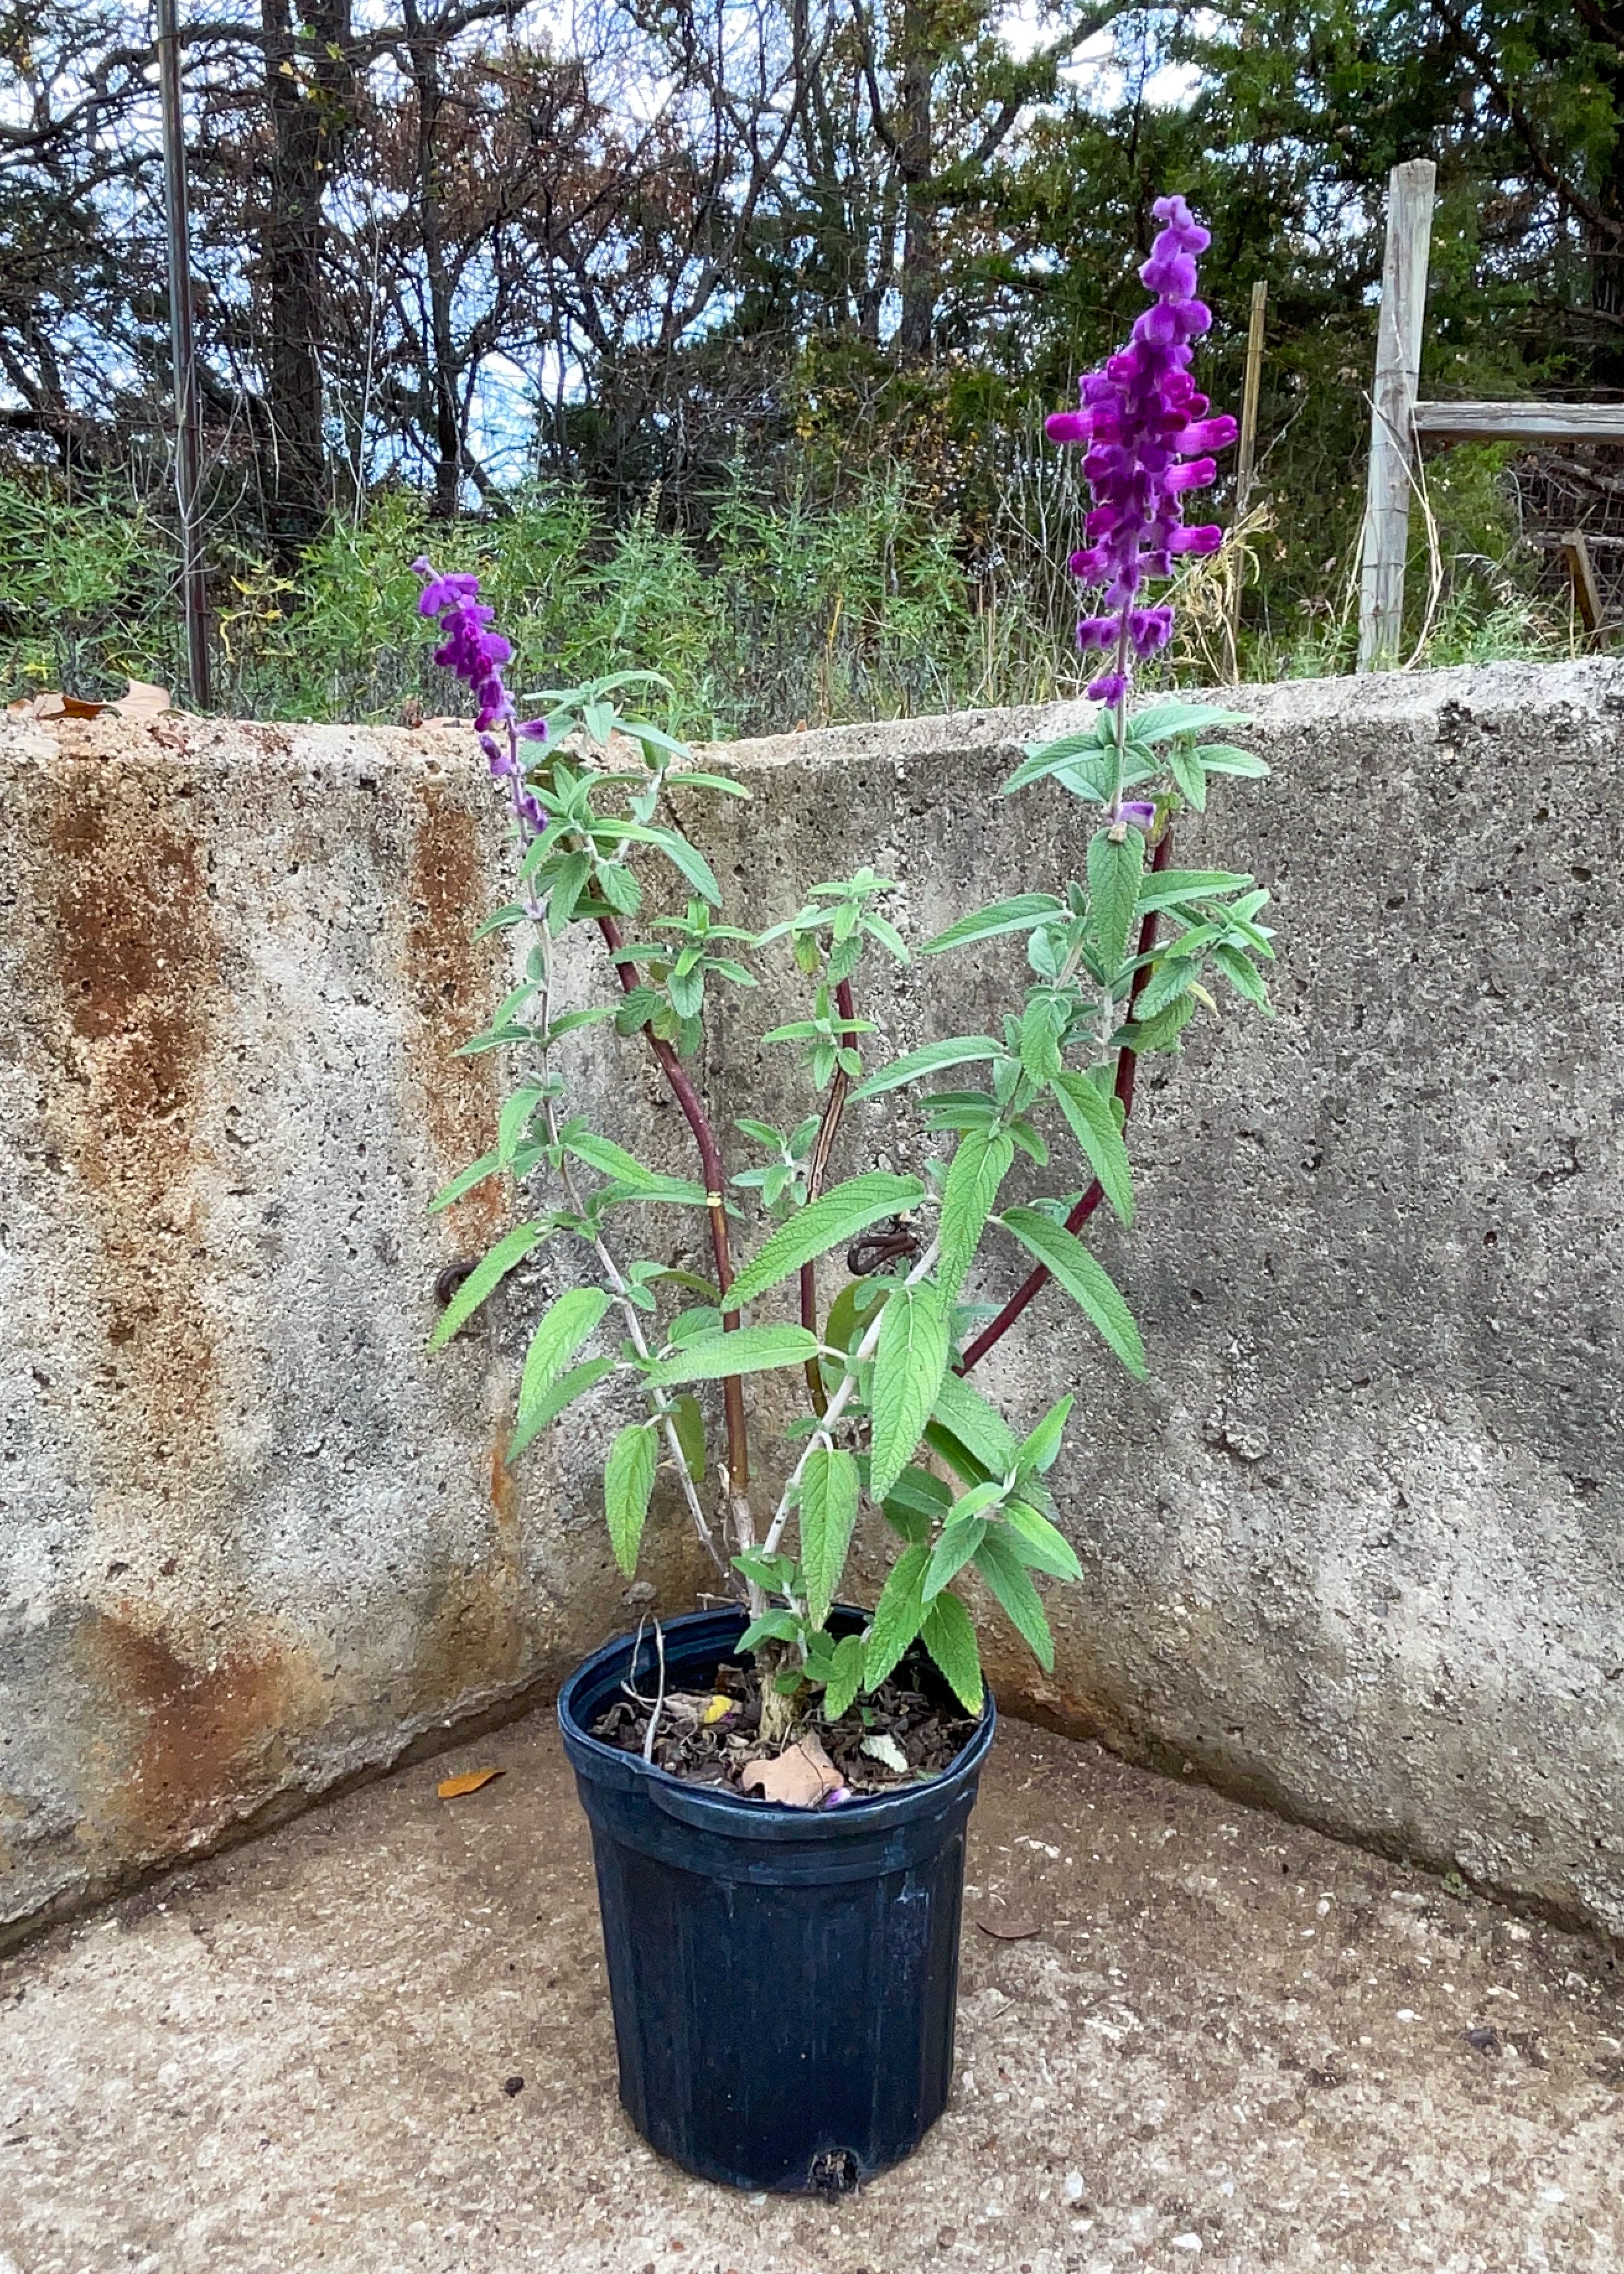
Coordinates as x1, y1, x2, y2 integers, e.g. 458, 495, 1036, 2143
2, 1716, 1621, 2274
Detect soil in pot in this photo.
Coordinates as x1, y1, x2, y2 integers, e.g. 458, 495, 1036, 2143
589, 1643, 976, 1799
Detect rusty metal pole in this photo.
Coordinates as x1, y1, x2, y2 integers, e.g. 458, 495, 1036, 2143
156, 0, 211, 709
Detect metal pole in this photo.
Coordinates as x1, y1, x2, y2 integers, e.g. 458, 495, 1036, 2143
1226, 279, 1267, 675
157, 0, 210, 709
1356, 159, 1435, 673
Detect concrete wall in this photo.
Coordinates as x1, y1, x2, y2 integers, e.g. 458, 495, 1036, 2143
3, 661, 1622, 1946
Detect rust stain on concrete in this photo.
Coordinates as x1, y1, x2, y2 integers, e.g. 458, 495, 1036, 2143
89, 1615, 296, 1850
404, 783, 504, 1243
46, 763, 222, 1443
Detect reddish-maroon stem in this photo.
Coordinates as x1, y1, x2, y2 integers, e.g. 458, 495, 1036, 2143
798, 976, 858, 1417
958, 829, 1174, 1376
598, 912, 749, 1489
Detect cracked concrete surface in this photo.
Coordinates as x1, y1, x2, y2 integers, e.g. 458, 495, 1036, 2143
2, 1712, 1620, 2274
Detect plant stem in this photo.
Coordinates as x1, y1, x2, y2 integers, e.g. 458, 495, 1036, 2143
517, 871, 734, 1591
798, 976, 858, 1418
761, 1231, 943, 1560
958, 825, 1174, 1375
595, 907, 751, 1501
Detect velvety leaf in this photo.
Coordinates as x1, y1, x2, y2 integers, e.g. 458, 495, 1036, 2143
921, 1590, 984, 1713
518, 1287, 613, 1414
869, 1284, 952, 1505
1000, 1208, 1146, 1378
923, 1514, 989, 1601
920, 893, 1064, 956
849, 1038, 1005, 1102
1087, 823, 1144, 977
1004, 1498, 1084, 1582
800, 1446, 861, 1627
931, 1369, 1019, 1475
427, 1221, 547, 1349
1049, 1071, 1134, 1227
822, 1633, 867, 1721
506, 1355, 616, 1461
938, 1127, 1015, 1300
974, 1526, 1055, 1672
670, 1393, 707, 1482
604, 1422, 657, 1576
723, 1172, 924, 1310
645, 1323, 821, 1387
863, 1542, 931, 1690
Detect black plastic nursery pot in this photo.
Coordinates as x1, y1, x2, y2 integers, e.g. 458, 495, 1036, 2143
557, 1604, 996, 2193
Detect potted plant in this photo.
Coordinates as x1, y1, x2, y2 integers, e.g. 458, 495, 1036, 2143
416, 196, 1273, 2194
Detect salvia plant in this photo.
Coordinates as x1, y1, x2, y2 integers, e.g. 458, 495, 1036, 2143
417, 197, 1275, 1758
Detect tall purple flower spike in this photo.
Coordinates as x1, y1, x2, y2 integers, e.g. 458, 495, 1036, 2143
1046, 196, 1237, 709
413, 558, 548, 836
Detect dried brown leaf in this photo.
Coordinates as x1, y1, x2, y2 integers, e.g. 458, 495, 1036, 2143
740, 1733, 840, 1808
112, 679, 172, 721
975, 1912, 1041, 1941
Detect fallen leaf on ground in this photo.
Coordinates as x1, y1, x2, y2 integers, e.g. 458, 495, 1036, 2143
975, 1912, 1041, 1940
9, 678, 172, 723
741, 1733, 841, 1807
437, 1767, 504, 1798
112, 678, 171, 720
861, 1733, 910, 1774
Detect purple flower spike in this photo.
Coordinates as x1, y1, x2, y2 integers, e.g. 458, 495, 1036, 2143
1047, 194, 1236, 717
1119, 801, 1157, 832
414, 560, 548, 841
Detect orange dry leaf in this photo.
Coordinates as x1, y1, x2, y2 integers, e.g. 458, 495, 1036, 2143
437, 1767, 504, 1799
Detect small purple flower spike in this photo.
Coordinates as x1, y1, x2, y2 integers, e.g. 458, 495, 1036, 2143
1046, 197, 1236, 709
414, 558, 548, 838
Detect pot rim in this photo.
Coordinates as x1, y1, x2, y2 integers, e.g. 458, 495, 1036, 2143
557, 1602, 996, 1835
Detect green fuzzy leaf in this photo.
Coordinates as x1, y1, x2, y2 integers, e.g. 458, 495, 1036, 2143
999, 1209, 1146, 1378
880, 1464, 953, 1542
518, 1287, 612, 1415
863, 1544, 930, 1689
738, 1609, 802, 1651
920, 894, 1063, 956
822, 1633, 867, 1721
1126, 994, 1198, 1054
723, 1172, 924, 1310
1194, 743, 1270, 776
1166, 743, 1207, 811
938, 1127, 1015, 1301
931, 1369, 1019, 1476
506, 1355, 616, 1461
428, 1148, 501, 1215
1127, 701, 1249, 745
1132, 955, 1200, 1025
596, 860, 642, 917
974, 1527, 1055, 1671
498, 1085, 544, 1169
869, 1284, 952, 1505
670, 1393, 706, 1483
1017, 1393, 1073, 1479
428, 1222, 547, 1349
548, 851, 593, 926
1019, 998, 1065, 1089
849, 1038, 1005, 1102
644, 1323, 822, 1388
1212, 941, 1274, 1012
472, 902, 530, 941
606, 820, 720, 906
1001, 730, 1106, 795
1133, 868, 1254, 912
923, 1514, 989, 1601
1003, 1498, 1084, 1582
1049, 1072, 1133, 1228
920, 1591, 984, 1713
604, 1423, 657, 1576
668, 769, 751, 797
799, 1446, 862, 1627
1088, 824, 1144, 977
862, 911, 910, 963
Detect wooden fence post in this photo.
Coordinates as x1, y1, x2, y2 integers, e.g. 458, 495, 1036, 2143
1356, 159, 1436, 673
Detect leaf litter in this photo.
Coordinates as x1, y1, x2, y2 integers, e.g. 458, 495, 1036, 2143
590, 1646, 975, 1807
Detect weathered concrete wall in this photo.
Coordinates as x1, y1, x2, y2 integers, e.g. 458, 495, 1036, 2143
3, 660, 1622, 1945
